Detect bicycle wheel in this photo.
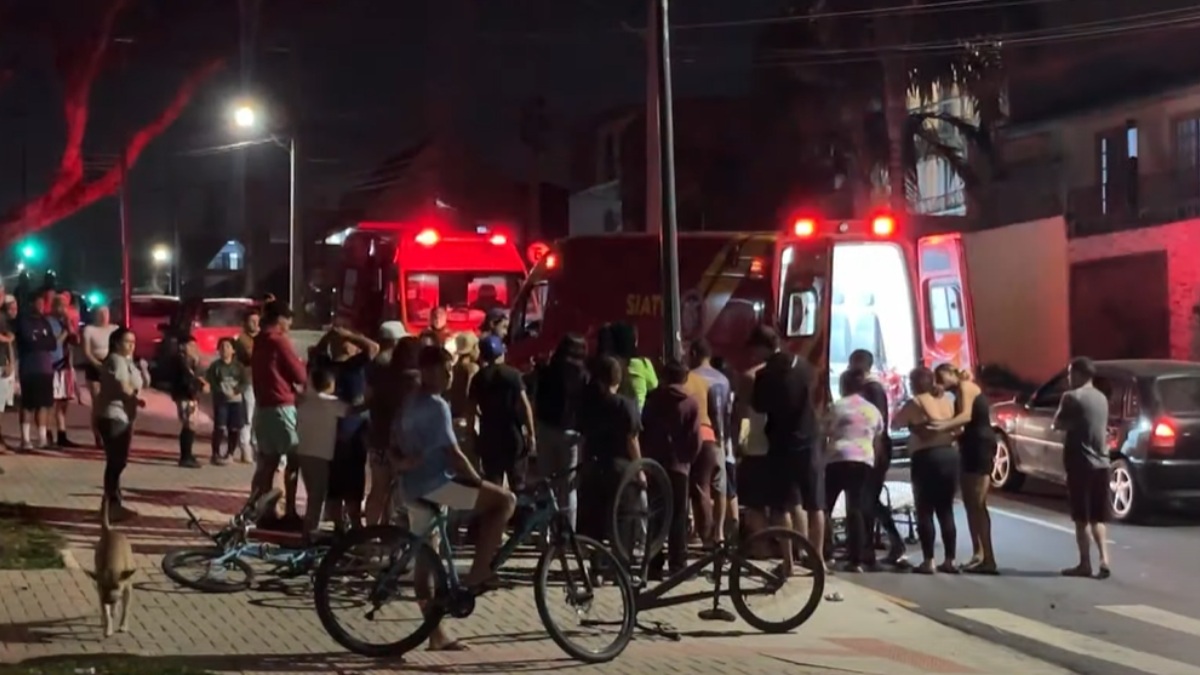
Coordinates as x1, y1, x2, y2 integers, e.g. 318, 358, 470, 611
608, 458, 672, 570
534, 533, 636, 663
729, 527, 825, 633
313, 524, 447, 657
161, 548, 255, 593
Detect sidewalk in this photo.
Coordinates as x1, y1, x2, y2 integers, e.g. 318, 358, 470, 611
0, 396, 1070, 674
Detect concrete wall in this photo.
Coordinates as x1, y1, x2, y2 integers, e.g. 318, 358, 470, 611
1068, 219, 1200, 360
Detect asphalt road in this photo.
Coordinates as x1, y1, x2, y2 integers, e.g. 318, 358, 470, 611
849, 470, 1200, 674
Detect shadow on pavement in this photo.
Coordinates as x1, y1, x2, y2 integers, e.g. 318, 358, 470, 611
0, 616, 89, 645
10, 651, 585, 673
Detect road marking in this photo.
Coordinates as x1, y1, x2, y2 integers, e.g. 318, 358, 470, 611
948, 608, 1200, 675
987, 505, 1116, 543
1099, 605, 1200, 637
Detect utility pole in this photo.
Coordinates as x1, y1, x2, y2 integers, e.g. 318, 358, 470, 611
645, 1, 661, 236
288, 134, 298, 309
652, 0, 682, 362
118, 148, 131, 324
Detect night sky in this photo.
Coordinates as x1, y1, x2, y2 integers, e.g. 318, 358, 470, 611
0, 0, 788, 291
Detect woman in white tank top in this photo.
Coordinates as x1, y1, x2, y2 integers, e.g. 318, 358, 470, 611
82, 306, 119, 447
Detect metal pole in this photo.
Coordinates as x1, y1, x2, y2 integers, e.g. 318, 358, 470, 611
288, 135, 297, 309
655, 0, 682, 362
119, 149, 132, 324
645, 0, 662, 236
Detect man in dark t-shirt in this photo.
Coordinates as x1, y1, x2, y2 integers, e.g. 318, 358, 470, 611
577, 355, 642, 541
468, 335, 535, 491
15, 294, 57, 451
1053, 356, 1113, 579
749, 325, 825, 564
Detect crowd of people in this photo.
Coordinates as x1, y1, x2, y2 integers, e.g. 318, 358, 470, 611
0, 284, 1114, 583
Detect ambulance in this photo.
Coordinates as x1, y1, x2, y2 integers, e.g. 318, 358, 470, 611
334, 220, 528, 337
506, 214, 1069, 416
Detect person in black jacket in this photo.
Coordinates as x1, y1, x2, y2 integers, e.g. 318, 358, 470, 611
169, 335, 208, 468
847, 349, 908, 567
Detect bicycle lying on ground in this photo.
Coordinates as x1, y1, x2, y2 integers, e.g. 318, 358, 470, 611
608, 458, 825, 640
161, 489, 331, 593
313, 466, 637, 663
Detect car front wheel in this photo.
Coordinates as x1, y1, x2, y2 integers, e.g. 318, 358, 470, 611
991, 435, 1025, 492
1109, 459, 1148, 523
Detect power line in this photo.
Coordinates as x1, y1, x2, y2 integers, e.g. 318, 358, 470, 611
673, 0, 1073, 31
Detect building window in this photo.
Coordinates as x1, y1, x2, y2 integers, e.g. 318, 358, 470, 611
1174, 117, 1200, 204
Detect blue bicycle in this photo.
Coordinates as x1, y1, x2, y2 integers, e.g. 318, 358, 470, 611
312, 466, 637, 663
161, 489, 330, 593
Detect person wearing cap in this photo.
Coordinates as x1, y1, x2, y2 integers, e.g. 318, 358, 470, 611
749, 324, 826, 567
479, 308, 509, 342
363, 321, 408, 526
467, 334, 535, 492
251, 300, 308, 528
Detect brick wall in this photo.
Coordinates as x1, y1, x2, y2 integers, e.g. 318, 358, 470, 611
1068, 219, 1200, 360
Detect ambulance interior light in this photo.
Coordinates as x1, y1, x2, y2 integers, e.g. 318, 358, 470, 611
415, 228, 440, 246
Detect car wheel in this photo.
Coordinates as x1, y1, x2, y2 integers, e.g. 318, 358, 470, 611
1109, 459, 1147, 523
991, 434, 1025, 492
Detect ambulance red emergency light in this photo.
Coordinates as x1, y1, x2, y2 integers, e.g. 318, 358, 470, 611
334, 220, 528, 336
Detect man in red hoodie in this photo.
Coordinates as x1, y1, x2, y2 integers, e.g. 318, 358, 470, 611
251, 300, 308, 526
640, 359, 701, 580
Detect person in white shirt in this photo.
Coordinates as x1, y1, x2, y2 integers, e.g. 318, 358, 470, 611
295, 368, 349, 539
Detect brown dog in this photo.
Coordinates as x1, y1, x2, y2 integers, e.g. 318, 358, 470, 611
86, 499, 135, 637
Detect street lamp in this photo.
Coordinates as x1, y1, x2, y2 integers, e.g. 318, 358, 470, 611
230, 100, 298, 310
151, 244, 171, 265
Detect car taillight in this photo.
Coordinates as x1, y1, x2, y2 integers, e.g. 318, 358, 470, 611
1151, 418, 1177, 452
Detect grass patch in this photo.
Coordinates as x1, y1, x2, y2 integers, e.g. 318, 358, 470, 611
0, 659, 214, 675
0, 502, 65, 570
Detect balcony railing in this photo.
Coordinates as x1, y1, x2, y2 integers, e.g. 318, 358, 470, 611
1066, 169, 1200, 236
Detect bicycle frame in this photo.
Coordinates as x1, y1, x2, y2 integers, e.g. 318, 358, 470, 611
181, 504, 324, 574
633, 540, 784, 612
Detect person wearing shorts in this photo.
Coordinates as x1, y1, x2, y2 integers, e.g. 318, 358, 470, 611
749, 325, 825, 563
250, 301, 308, 527
15, 294, 57, 451
684, 339, 731, 546
47, 294, 79, 448
395, 345, 516, 652
1053, 356, 1113, 579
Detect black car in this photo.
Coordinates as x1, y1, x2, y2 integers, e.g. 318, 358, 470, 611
991, 359, 1200, 523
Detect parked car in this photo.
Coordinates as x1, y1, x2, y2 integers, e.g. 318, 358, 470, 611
149, 297, 257, 387
122, 294, 181, 364
991, 359, 1200, 523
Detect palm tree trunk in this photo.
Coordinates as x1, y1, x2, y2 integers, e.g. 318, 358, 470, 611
883, 52, 909, 215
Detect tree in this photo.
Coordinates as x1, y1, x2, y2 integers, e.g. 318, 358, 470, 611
755, 0, 1033, 216
0, 0, 230, 246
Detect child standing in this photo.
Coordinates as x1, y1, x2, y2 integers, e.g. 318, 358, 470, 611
169, 335, 208, 468
206, 337, 249, 466
296, 369, 348, 539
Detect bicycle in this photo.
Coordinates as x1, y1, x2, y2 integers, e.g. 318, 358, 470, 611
312, 466, 637, 663
161, 488, 331, 593
608, 458, 825, 639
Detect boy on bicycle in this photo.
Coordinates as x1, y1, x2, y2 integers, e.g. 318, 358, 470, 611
394, 345, 516, 649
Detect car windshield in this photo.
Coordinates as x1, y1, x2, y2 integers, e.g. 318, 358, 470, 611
200, 302, 253, 328
405, 272, 522, 325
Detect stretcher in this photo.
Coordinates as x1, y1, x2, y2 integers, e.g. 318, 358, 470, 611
829, 480, 918, 546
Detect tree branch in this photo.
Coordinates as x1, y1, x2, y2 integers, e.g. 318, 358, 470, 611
50, 0, 130, 211
0, 58, 225, 246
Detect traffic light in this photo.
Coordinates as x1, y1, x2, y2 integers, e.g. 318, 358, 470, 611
86, 291, 106, 307
18, 240, 42, 262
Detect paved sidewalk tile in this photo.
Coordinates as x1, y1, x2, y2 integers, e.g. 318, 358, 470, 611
0, 402, 1068, 674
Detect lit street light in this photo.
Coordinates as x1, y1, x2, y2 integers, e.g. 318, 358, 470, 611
230, 100, 299, 310
151, 244, 171, 265
233, 105, 257, 130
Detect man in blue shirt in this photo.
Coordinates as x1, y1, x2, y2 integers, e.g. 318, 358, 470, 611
395, 346, 516, 644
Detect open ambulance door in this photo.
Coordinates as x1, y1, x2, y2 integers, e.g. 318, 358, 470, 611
777, 237, 834, 407
916, 234, 976, 371
961, 217, 1070, 386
